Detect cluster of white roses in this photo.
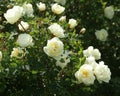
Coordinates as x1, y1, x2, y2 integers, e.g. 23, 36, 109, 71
75, 46, 111, 85
2, 0, 78, 66
36, 1, 77, 69
3, 3, 35, 58
43, 7, 77, 69
1, 0, 112, 87
10, 33, 33, 59
95, 6, 114, 41
4, 3, 34, 24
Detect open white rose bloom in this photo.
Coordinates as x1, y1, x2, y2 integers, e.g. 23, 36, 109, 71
52, 3, 65, 14
36, 2, 46, 11
83, 46, 101, 60
68, 18, 78, 29
23, 3, 34, 17
75, 64, 95, 85
104, 6, 114, 19
17, 33, 33, 48
4, 6, 23, 24
94, 61, 111, 83
95, 29, 108, 41
10, 47, 24, 58
48, 23, 65, 38
43, 37, 64, 58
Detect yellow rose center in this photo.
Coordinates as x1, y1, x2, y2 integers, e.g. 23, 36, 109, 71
82, 70, 89, 78
13, 49, 19, 57
50, 42, 59, 52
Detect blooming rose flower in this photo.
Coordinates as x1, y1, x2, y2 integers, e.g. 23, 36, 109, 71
75, 64, 95, 85
10, 47, 24, 58
84, 56, 98, 69
83, 46, 94, 57
4, 6, 23, 24
17, 33, 33, 47
95, 29, 108, 41
92, 49, 101, 60
48, 23, 65, 38
59, 16, 66, 22
18, 21, 29, 31
94, 61, 111, 83
52, 3, 65, 15
54, 0, 66, 5
83, 46, 101, 60
23, 3, 34, 17
68, 19, 78, 29
43, 37, 64, 58
0, 51, 2, 61
36, 2, 46, 11
104, 6, 114, 19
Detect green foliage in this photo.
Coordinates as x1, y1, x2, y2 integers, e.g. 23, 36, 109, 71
66, 0, 120, 96
0, 0, 120, 96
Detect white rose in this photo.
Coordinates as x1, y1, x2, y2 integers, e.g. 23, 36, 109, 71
0, 51, 2, 61
36, 2, 46, 11
17, 33, 33, 47
92, 49, 101, 60
18, 21, 29, 31
68, 19, 78, 29
84, 56, 98, 69
75, 64, 95, 85
54, 0, 66, 5
59, 16, 66, 22
83, 46, 101, 60
4, 6, 23, 24
10, 47, 24, 58
94, 61, 111, 83
95, 29, 108, 41
23, 3, 34, 17
43, 37, 64, 58
48, 23, 65, 38
104, 6, 114, 19
83, 46, 94, 57
52, 3, 65, 15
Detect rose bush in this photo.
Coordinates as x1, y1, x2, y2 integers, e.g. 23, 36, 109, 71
0, 0, 119, 96
65, 0, 120, 95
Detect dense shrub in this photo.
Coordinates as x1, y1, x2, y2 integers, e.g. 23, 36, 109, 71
0, 0, 119, 96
